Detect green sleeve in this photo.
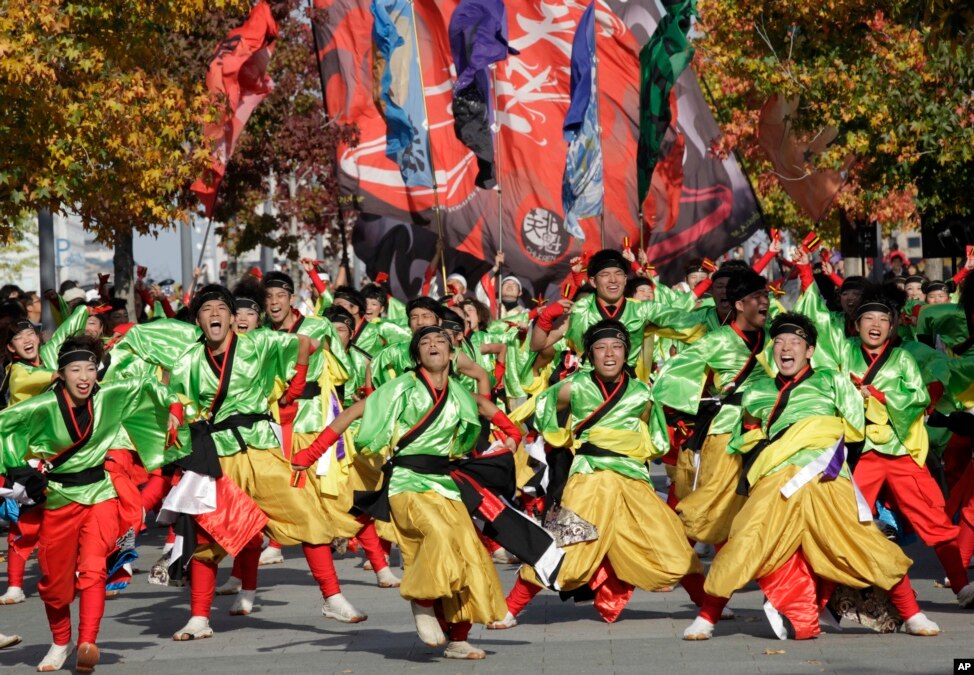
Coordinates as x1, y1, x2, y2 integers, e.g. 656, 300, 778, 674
881, 351, 929, 442
112, 319, 201, 371
652, 338, 711, 415
0, 397, 38, 473
40, 306, 90, 369
793, 286, 848, 371
387, 296, 408, 327
111, 377, 190, 471
355, 374, 412, 454
832, 370, 865, 432
375, 319, 411, 345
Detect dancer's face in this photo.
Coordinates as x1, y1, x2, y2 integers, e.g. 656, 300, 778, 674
591, 267, 627, 304
926, 289, 949, 305
408, 308, 439, 332
734, 291, 770, 330
331, 321, 351, 348
264, 288, 292, 326
856, 311, 892, 349
7, 327, 38, 361
365, 298, 384, 321
197, 300, 232, 344
234, 308, 260, 333
590, 338, 626, 381
773, 334, 813, 377
61, 360, 97, 405
417, 331, 452, 371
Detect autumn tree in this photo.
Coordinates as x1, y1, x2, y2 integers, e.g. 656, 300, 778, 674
0, 0, 256, 300
694, 0, 974, 241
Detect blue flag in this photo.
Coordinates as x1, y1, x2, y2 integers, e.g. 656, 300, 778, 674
561, 2, 603, 241
371, 0, 433, 187
449, 0, 518, 190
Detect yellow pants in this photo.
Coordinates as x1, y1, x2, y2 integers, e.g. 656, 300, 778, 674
219, 448, 347, 546
522, 470, 702, 591
704, 465, 912, 599
389, 490, 507, 625
675, 433, 746, 544
292, 432, 366, 541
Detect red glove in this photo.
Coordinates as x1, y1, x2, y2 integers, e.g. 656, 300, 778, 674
536, 302, 566, 332
828, 272, 844, 287
90, 304, 113, 315
166, 402, 184, 448
692, 277, 713, 298
278, 401, 297, 426
493, 361, 506, 389
866, 385, 886, 405
282, 363, 308, 406
752, 248, 776, 274
374, 272, 390, 284
291, 427, 339, 468
490, 410, 522, 446
796, 263, 815, 292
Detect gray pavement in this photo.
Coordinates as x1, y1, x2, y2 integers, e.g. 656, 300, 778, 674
1, 524, 972, 674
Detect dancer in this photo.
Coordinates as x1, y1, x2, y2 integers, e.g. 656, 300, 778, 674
686, 313, 940, 639
0, 336, 188, 672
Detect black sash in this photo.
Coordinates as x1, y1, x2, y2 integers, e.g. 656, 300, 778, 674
682, 328, 764, 452
298, 381, 322, 400
49, 464, 106, 487
736, 366, 814, 496
859, 339, 897, 387
349, 321, 373, 359
574, 373, 629, 438
352, 373, 450, 521
184, 412, 273, 478
202, 332, 238, 418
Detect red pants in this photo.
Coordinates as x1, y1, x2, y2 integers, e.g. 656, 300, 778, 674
854, 452, 968, 592
6, 506, 43, 587
38, 500, 120, 645
190, 536, 341, 617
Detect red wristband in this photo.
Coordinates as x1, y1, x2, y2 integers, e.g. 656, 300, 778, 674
168, 402, 185, 426
295, 426, 340, 466
490, 410, 522, 446
692, 277, 713, 298
536, 302, 566, 332
752, 248, 775, 274
797, 263, 815, 292
828, 272, 844, 288
285, 363, 309, 403
866, 385, 886, 405
493, 361, 506, 387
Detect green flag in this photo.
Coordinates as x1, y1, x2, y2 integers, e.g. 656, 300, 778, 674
636, 0, 696, 209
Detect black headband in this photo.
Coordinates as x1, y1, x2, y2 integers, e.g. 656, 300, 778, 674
234, 297, 261, 313
905, 275, 925, 285
263, 278, 294, 294
923, 281, 947, 294
440, 317, 464, 333
196, 289, 234, 311
409, 325, 451, 361
840, 278, 869, 293
771, 322, 811, 343
584, 326, 630, 356
8, 320, 35, 341
331, 314, 354, 332
58, 349, 98, 369
856, 301, 894, 318
727, 272, 769, 304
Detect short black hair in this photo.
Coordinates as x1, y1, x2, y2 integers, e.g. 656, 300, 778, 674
361, 284, 388, 309
261, 271, 295, 295
58, 334, 104, 367
334, 285, 367, 315
407, 296, 442, 317
323, 306, 355, 333
625, 276, 652, 298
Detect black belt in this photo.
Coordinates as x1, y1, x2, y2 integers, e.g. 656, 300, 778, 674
49, 464, 106, 487
577, 442, 629, 459
183, 412, 273, 478
353, 455, 451, 522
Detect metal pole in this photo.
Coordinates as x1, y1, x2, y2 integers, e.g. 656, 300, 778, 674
186, 218, 213, 301
491, 64, 503, 319
180, 222, 194, 293
38, 209, 56, 333
409, 0, 448, 291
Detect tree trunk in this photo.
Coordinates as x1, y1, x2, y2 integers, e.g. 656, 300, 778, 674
113, 227, 135, 319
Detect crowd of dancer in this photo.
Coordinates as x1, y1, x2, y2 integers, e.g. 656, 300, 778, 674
1, 239, 974, 672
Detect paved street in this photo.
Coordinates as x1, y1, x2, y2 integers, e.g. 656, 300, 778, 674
1, 518, 972, 674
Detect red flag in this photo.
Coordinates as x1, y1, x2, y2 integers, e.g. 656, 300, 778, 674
191, 1, 279, 217
757, 95, 855, 223
642, 90, 685, 234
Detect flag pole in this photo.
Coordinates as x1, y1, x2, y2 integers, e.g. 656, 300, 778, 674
593, 19, 605, 248
491, 63, 503, 319
408, 0, 448, 293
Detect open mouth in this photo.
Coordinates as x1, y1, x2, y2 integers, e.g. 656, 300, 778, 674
780, 355, 795, 367
75, 382, 91, 395
209, 320, 222, 330
868, 329, 882, 340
